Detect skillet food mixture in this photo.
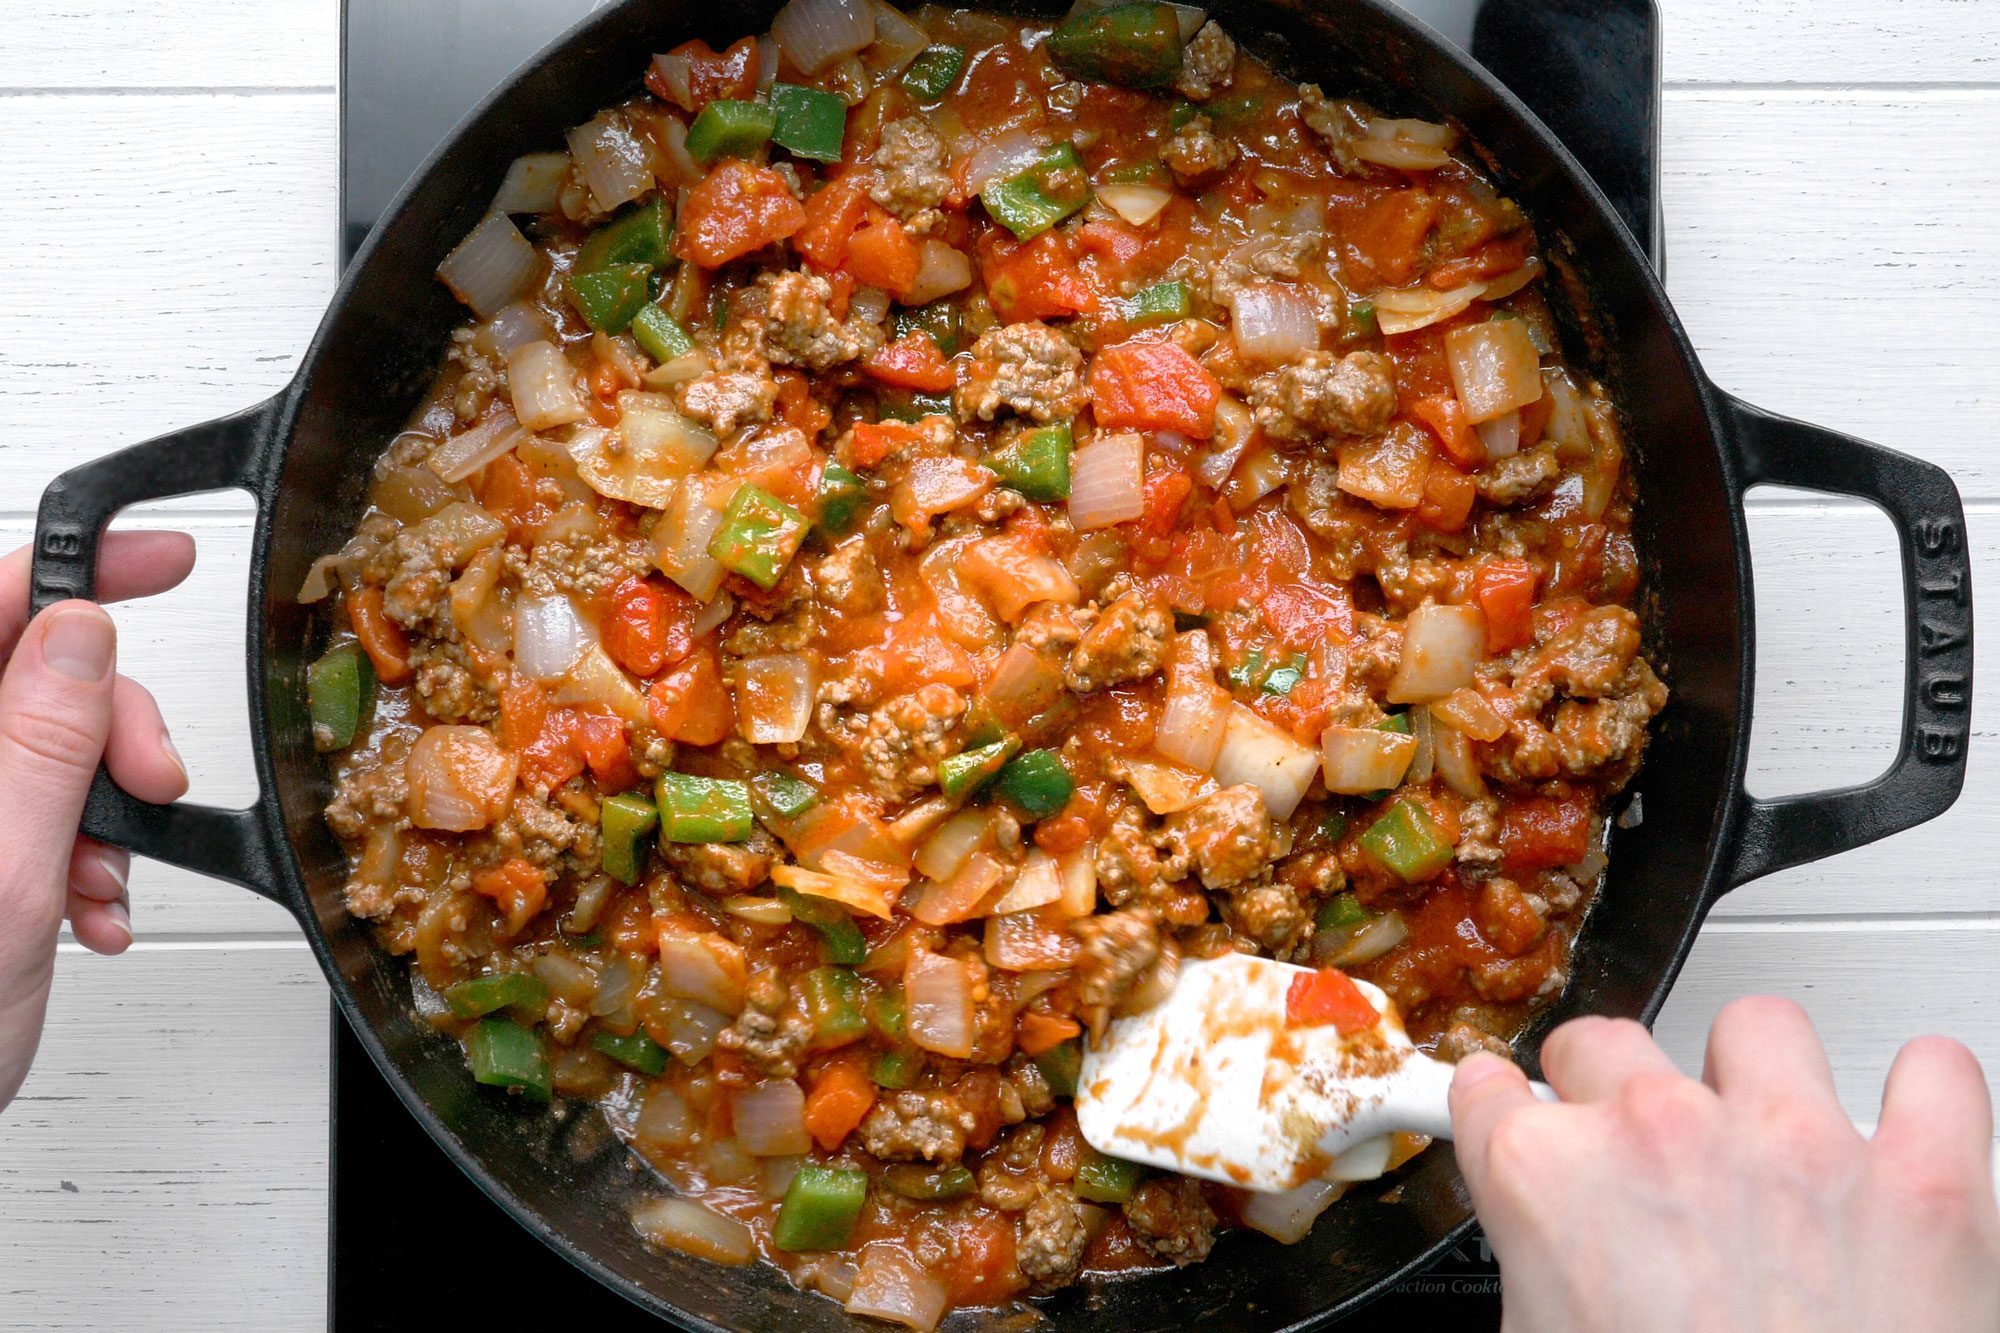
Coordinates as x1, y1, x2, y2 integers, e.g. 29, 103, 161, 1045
304, 1, 1665, 1323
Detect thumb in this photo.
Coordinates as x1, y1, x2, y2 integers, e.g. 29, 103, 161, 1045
0, 601, 118, 1109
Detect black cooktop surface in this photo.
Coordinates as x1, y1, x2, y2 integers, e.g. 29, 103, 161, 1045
331, 2, 1661, 1325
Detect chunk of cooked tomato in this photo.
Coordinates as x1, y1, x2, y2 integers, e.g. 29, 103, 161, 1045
1284, 967, 1380, 1035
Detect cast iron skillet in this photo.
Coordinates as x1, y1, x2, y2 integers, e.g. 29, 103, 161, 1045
28, 0, 1975, 1326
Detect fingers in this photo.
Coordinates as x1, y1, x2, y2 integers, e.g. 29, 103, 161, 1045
1875, 1036, 1994, 1178
0, 531, 197, 656
1541, 1015, 1681, 1102
1703, 995, 1843, 1112
103, 674, 189, 804
66, 840, 131, 957
1450, 1052, 1544, 1182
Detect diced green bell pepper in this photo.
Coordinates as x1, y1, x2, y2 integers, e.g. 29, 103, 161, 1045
753, 770, 820, 819
655, 773, 754, 843
1316, 891, 1370, 933
577, 196, 673, 272
566, 261, 653, 333
773, 1165, 870, 1251
884, 1163, 976, 1200
939, 736, 1019, 799
1073, 1148, 1147, 1204
815, 462, 867, 535
1320, 809, 1350, 843
800, 966, 869, 1048
1376, 712, 1413, 734
1046, 3, 1184, 90
466, 1018, 551, 1102
631, 303, 697, 364
868, 987, 907, 1041
707, 484, 810, 590
876, 390, 954, 424
444, 971, 550, 1020
780, 888, 868, 966
980, 142, 1091, 240
685, 98, 777, 162
995, 748, 1073, 818
891, 300, 964, 356
307, 645, 374, 751
1261, 653, 1308, 697
769, 83, 848, 164
1120, 279, 1191, 327
1358, 797, 1454, 882
900, 44, 967, 101
1226, 649, 1268, 691
1034, 1038, 1083, 1099
591, 1029, 670, 1076
870, 1047, 922, 1089
1347, 299, 1378, 338
985, 423, 1072, 502
1167, 98, 1201, 131
599, 791, 658, 885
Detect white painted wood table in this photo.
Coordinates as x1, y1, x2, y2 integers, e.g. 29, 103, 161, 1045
3, 1, 1997, 1326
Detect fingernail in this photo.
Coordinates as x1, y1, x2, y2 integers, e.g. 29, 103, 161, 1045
92, 846, 129, 894
1454, 1052, 1516, 1090
42, 608, 115, 682
105, 895, 132, 945
159, 729, 188, 784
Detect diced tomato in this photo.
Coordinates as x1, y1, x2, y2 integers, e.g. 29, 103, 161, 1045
1411, 393, 1484, 470
979, 230, 1099, 322
604, 891, 658, 956
844, 419, 923, 469
1284, 966, 1380, 1035
1260, 583, 1353, 648
1015, 1011, 1081, 1057
1031, 811, 1091, 855
498, 678, 550, 751
347, 586, 411, 684
599, 577, 674, 678
674, 161, 807, 269
1341, 188, 1441, 288
1428, 233, 1532, 289
1497, 796, 1592, 872
1137, 465, 1193, 539
1090, 339, 1222, 438
795, 174, 871, 271
1417, 463, 1477, 534
1475, 559, 1539, 653
802, 1059, 878, 1152
946, 1210, 1025, 1307
472, 858, 547, 936
518, 707, 587, 793
646, 37, 760, 111
870, 619, 978, 692
477, 452, 562, 542
843, 207, 920, 296
773, 369, 832, 440
862, 332, 957, 392
569, 711, 640, 792
645, 638, 735, 745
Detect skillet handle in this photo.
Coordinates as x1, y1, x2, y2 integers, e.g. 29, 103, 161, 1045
30, 397, 291, 904
1717, 391, 1973, 890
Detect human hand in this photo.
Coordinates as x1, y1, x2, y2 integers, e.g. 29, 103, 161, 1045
1451, 997, 2000, 1333
0, 531, 196, 1112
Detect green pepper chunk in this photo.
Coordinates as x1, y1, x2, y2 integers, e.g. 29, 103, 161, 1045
1046, 3, 1184, 89
466, 1018, 551, 1102
1262, 653, 1308, 697
707, 484, 810, 590
799, 966, 870, 1049
876, 389, 954, 423
884, 1163, 976, 1200
939, 736, 1019, 799
566, 261, 653, 333
996, 748, 1073, 818
1376, 711, 1413, 735
1320, 809, 1350, 843
985, 423, 1072, 502
891, 300, 965, 356
307, 645, 374, 751
576, 196, 673, 272
1034, 1038, 1083, 1098
599, 791, 659, 885
655, 773, 754, 843
980, 142, 1091, 240
1120, 279, 1191, 327
1348, 299, 1378, 338
1167, 98, 1200, 131
1316, 890, 1371, 933
780, 888, 869, 966
769, 82, 848, 164
591, 1029, 670, 1076
1226, 649, 1268, 691
753, 770, 820, 819
815, 462, 867, 535
1358, 797, 1454, 882
868, 987, 907, 1041
444, 971, 550, 1020
1073, 1148, 1147, 1204
870, 1048, 922, 1089
773, 1165, 870, 1251
684, 98, 777, 162
631, 303, 697, 364
901, 44, 967, 100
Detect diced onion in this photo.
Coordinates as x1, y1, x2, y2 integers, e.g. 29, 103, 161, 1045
374, 460, 456, 524
1431, 685, 1507, 741
1211, 705, 1319, 818
1326, 911, 1410, 967
437, 213, 542, 318
507, 340, 587, 431
513, 594, 590, 680
631, 1197, 756, 1265
770, 863, 894, 920
980, 643, 1066, 728
1117, 757, 1215, 815
1336, 424, 1430, 510
534, 952, 598, 1006
555, 643, 652, 725
428, 408, 522, 483
1068, 433, 1145, 531
1320, 725, 1416, 795
990, 849, 1065, 915
1475, 409, 1521, 460
657, 928, 749, 1014
413, 500, 507, 566
891, 457, 993, 532
733, 1080, 812, 1157
406, 725, 518, 832
1371, 280, 1485, 336
1407, 706, 1436, 785
492, 151, 571, 214
1197, 395, 1256, 489
863, 0, 932, 78
1240, 1178, 1344, 1244
919, 536, 1004, 650
648, 52, 696, 110
1056, 845, 1098, 917
571, 392, 716, 508
451, 551, 512, 659
1541, 368, 1593, 462
1158, 631, 1230, 772
692, 589, 735, 637
1388, 604, 1487, 703
1445, 319, 1544, 424
1223, 445, 1289, 511
1351, 126, 1454, 171
722, 894, 794, 926
566, 112, 654, 212
634, 1084, 697, 1148
592, 955, 641, 1017
655, 113, 703, 188
476, 301, 552, 357
908, 853, 1005, 926
1230, 284, 1319, 363
1098, 183, 1173, 228
904, 951, 975, 1059
653, 474, 730, 600
644, 348, 713, 389
1432, 720, 1486, 798
772, 0, 877, 75
757, 36, 782, 92
734, 653, 816, 744
652, 996, 730, 1063
904, 240, 974, 306
1481, 258, 1542, 303
959, 538, 1081, 622
963, 128, 1048, 196
1324, 1132, 1396, 1182
985, 909, 1080, 971
845, 1245, 950, 1332
297, 552, 349, 604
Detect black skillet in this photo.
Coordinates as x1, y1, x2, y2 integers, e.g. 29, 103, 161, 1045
28, 0, 1974, 1326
